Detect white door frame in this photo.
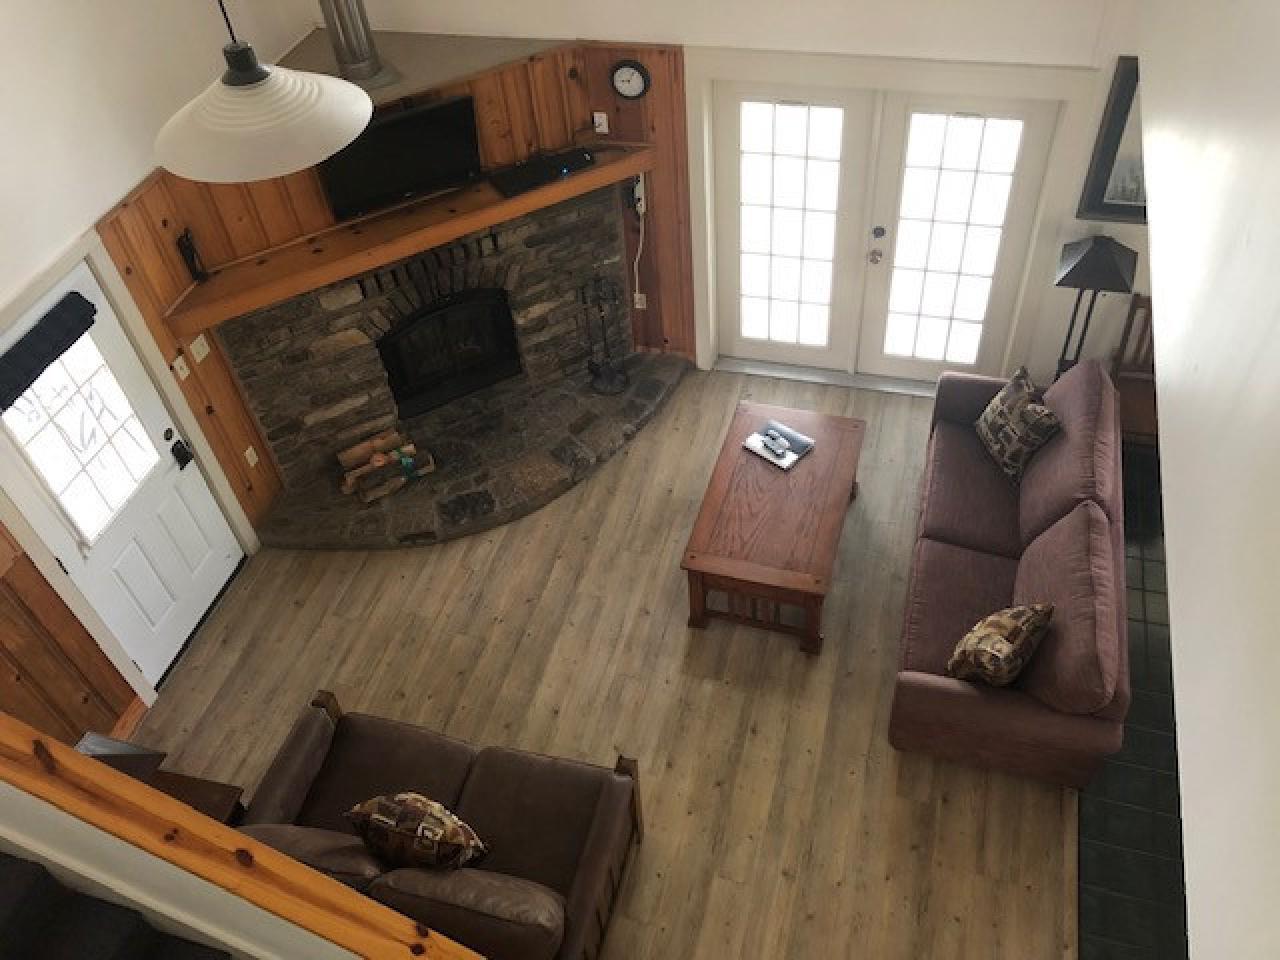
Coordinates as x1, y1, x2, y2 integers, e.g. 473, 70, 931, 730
684, 48, 1098, 375
0, 231, 258, 701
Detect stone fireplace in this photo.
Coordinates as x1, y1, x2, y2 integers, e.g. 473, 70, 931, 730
217, 185, 684, 547
378, 288, 521, 419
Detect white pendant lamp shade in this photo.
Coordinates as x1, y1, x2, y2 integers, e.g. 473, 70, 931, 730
156, 43, 372, 184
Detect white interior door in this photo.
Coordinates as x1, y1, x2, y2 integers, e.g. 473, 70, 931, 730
0, 262, 242, 685
715, 83, 875, 369
856, 94, 1058, 379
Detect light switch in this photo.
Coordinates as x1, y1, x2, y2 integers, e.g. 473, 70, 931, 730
244, 446, 259, 467
189, 334, 211, 364
172, 355, 191, 380
593, 111, 610, 135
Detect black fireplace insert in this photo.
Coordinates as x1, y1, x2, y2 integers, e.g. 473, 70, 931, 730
377, 288, 521, 419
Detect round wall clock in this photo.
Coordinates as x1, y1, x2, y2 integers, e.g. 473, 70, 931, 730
610, 60, 651, 100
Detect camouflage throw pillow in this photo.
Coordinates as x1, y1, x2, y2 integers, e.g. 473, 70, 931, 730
346, 792, 486, 870
947, 603, 1054, 686
974, 367, 1061, 482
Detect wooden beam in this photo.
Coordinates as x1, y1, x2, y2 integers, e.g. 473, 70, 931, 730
0, 710, 481, 960
166, 145, 656, 338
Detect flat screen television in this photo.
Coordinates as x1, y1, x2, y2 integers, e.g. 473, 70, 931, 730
317, 97, 482, 221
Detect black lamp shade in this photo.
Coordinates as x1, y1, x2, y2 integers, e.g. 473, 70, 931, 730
1054, 235, 1138, 293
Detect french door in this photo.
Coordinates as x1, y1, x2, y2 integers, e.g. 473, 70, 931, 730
714, 84, 875, 368
716, 86, 1056, 380
856, 94, 1056, 379
0, 262, 242, 685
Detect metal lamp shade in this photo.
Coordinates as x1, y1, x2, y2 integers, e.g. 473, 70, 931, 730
1054, 235, 1138, 293
155, 62, 372, 184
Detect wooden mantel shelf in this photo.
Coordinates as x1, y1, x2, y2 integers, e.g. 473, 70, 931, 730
166, 144, 655, 337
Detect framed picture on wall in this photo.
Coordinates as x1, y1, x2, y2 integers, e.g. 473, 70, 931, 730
1078, 56, 1146, 224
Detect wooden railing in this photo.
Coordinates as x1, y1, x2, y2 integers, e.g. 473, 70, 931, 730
0, 709, 481, 960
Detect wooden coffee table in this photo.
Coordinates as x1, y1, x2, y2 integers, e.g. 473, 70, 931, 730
681, 402, 865, 654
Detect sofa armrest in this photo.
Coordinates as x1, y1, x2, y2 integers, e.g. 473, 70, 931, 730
932, 372, 1007, 427
889, 671, 1123, 787
559, 761, 639, 960
242, 691, 342, 825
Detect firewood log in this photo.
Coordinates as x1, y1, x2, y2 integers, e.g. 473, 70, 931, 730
355, 452, 435, 500
337, 430, 404, 470
340, 444, 417, 494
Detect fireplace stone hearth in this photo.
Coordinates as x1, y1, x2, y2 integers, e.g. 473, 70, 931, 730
216, 185, 686, 548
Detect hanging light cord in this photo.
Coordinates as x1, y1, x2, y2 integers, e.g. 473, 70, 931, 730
217, 0, 238, 44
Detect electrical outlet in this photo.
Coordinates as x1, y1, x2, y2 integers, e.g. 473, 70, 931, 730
172, 355, 191, 380
592, 111, 610, 135
244, 446, 259, 467
189, 333, 211, 364
633, 291, 648, 310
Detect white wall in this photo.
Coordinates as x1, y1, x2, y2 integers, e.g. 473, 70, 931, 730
1139, 2, 1280, 957
0, 0, 313, 311
365, 0, 1110, 67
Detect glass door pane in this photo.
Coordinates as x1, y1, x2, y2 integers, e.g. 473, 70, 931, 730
882, 112, 1024, 365
2, 332, 160, 543
738, 101, 844, 348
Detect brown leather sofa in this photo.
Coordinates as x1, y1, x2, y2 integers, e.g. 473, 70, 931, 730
888, 360, 1130, 787
240, 692, 642, 960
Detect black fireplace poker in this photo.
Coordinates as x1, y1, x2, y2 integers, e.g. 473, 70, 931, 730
579, 277, 629, 396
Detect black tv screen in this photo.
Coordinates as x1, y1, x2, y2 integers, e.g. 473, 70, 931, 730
318, 97, 482, 221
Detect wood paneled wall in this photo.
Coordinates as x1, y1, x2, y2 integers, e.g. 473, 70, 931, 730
97, 40, 694, 527
0, 525, 136, 743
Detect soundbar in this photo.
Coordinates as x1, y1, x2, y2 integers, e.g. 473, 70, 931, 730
488, 148, 597, 198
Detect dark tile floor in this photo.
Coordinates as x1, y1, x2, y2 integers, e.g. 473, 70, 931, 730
1079, 443, 1188, 959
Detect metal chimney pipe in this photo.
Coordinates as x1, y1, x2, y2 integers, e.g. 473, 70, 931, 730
317, 0, 399, 90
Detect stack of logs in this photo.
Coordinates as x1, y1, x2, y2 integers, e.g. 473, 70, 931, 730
337, 430, 435, 503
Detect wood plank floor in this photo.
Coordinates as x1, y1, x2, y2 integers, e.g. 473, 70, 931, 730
137, 370, 1074, 960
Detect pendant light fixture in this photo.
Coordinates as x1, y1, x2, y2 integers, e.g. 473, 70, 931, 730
155, 0, 373, 184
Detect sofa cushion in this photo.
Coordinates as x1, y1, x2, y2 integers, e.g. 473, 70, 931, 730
239, 824, 384, 892
918, 421, 1022, 557
370, 868, 565, 960
974, 366, 1061, 482
347, 792, 486, 869
1013, 501, 1120, 715
456, 748, 606, 896
1019, 359, 1120, 545
296, 714, 477, 833
946, 603, 1054, 686
901, 538, 1018, 675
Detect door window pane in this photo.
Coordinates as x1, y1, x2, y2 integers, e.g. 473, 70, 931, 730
1, 332, 159, 542
741, 296, 770, 339
803, 212, 837, 260
740, 153, 772, 204
741, 254, 771, 297
882, 112, 1024, 365
737, 100, 845, 347
771, 208, 804, 257
807, 107, 844, 160
770, 256, 802, 301
894, 220, 931, 270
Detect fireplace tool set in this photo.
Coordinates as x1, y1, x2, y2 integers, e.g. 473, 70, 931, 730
579, 276, 629, 396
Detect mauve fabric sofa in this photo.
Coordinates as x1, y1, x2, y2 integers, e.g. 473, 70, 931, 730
240, 692, 641, 960
888, 360, 1129, 787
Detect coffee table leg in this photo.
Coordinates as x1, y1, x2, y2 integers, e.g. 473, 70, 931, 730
687, 571, 708, 628
800, 596, 824, 655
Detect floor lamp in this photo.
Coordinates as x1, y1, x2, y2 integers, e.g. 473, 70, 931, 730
1054, 235, 1138, 380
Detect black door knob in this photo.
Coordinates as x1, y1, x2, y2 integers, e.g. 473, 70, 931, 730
170, 438, 194, 470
